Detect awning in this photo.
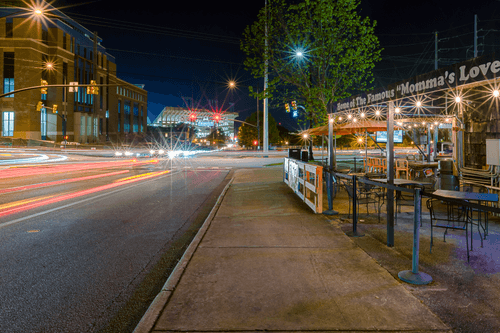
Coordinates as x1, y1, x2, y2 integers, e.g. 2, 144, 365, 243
302, 120, 397, 136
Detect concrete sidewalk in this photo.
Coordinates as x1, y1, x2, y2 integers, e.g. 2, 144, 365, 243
135, 167, 451, 333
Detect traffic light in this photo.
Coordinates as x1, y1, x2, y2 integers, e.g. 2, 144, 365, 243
64, 135, 69, 140
87, 80, 98, 95
285, 103, 290, 113
189, 113, 197, 122
36, 101, 44, 111
253, 140, 258, 146
291, 100, 297, 111
52, 104, 58, 113
213, 114, 221, 123
41, 79, 48, 94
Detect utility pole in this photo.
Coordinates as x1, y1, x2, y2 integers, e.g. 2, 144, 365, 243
474, 14, 478, 58
93, 31, 98, 142
435, 31, 438, 70
263, 0, 269, 153
257, 87, 260, 150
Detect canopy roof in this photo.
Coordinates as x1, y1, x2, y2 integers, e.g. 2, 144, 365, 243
303, 120, 397, 136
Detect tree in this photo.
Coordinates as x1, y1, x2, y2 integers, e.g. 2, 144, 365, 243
241, 0, 381, 126
206, 128, 226, 147
238, 111, 281, 147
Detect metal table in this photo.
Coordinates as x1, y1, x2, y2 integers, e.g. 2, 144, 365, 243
429, 189, 498, 261
372, 178, 433, 222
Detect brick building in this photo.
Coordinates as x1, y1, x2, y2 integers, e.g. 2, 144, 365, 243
0, 2, 147, 143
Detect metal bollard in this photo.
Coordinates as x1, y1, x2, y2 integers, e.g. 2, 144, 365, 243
398, 188, 432, 285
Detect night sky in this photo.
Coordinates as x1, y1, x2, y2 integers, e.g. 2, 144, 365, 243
53, 0, 500, 132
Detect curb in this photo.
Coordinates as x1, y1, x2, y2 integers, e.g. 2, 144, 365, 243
133, 177, 235, 333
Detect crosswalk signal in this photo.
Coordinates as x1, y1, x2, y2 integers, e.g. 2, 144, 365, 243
285, 103, 290, 113
41, 79, 48, 94
36, 101, 44, 111
52, 104, 58, 113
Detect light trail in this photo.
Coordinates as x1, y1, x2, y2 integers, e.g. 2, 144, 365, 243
0, 194, 57, 211
0, 170, 130, 195
0, 159, 158, 180
0, 170, 170, 219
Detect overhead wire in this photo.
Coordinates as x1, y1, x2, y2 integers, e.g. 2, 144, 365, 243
61, 11, 241, 45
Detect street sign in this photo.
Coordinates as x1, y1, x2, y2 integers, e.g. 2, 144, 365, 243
69, 82, 78, 92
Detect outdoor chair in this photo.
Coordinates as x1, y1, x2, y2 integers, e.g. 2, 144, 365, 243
343, 179, 384, 223
395, 159, 410, 179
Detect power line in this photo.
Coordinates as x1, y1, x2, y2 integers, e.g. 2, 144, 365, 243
62, 11, 241, 45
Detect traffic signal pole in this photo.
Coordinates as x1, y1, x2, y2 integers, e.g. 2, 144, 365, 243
0, 83, 120, 99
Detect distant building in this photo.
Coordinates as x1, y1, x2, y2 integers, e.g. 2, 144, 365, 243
0, 3, 147, 143
151, 106, 238, 142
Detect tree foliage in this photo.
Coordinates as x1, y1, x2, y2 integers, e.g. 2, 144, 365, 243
241, 0, 382, 126
238, 111, 281, 147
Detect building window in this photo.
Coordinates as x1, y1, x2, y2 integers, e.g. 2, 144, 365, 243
87, 116, 91, 136
3, 78, 14, 97
2, 111, 14, 136
3, 52, 14, 97
81, 115, 85, 138
41, 108, 47, 138
42, 28, 48, 45
63, 62, 68, 102
124, 100, 131, 133
93, 117, 98, 137
6, 18, 13, 38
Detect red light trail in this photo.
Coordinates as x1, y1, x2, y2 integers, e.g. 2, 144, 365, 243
0, 170, 170, 219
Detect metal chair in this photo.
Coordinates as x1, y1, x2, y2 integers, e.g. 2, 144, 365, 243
343, 180, 384, 223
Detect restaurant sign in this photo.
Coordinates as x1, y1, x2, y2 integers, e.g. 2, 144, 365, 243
333, 54, 500, 112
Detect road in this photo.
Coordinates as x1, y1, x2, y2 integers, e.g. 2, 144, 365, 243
0, 156, 235, 332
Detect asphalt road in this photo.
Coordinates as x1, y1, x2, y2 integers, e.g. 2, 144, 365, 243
0, 159, 230, 332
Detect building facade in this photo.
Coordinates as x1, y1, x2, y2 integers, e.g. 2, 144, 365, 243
151, 106, 238, 142
0, 3, 147, 143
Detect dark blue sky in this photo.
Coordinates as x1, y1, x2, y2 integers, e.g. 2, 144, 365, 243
55, 0, 500, 131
